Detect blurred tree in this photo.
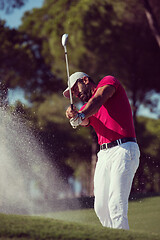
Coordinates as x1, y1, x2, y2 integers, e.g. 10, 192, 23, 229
18, 0, 160, 196
19, 0, 160, 117
133, 117, 160, 194
142, 0, 160, 48
0, 21, 64, 106
0, 0, 27, 13
1, 0, 159, 195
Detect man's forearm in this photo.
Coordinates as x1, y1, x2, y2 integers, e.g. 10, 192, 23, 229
79, 85, 115, 119
79, 96, 103, 118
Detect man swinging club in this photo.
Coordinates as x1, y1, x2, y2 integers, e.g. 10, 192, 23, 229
63, 72, 140, 230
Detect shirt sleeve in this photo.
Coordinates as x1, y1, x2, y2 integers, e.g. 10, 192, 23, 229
97, 76, 120, 90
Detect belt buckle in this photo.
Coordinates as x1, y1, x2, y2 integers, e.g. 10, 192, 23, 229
117, 139, 122, 145
101, 143, 107, 150
102, 144, 106, 150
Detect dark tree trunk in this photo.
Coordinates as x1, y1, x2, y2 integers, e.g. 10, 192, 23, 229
142, 0, 160, 48
89, 127, 98, 196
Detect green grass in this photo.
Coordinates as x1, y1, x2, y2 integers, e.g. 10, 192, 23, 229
0, 196, 160, 240
128, 196, 160, 234
46, 196, 160, 234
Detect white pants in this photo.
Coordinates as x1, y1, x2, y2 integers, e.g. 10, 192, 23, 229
94, 142, 140, 230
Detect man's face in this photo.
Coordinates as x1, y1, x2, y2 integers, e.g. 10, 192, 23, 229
72, 79, 92, 102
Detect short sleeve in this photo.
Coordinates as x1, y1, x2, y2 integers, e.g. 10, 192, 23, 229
97, 76, 120, 90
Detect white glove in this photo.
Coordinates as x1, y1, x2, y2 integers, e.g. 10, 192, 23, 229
70, 112, 85, 129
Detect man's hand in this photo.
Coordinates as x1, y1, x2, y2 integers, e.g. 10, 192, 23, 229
66, 105, 78, 119
70, 113, 85, 129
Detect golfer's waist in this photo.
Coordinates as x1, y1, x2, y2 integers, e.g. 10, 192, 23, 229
100, 137, 137, 150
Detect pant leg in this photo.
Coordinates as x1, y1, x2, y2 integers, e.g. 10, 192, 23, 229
94, 150, 112, 227
108, 142, 140, 229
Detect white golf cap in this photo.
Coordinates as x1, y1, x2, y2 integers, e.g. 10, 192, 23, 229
63, 72, 89, 98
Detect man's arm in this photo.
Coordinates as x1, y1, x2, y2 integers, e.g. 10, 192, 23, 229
80, 84, 116, 119
66, 84, 116, 128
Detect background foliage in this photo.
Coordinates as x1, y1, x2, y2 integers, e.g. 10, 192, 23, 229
0, 0, 160, 197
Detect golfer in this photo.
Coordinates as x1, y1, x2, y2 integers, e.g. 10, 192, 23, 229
63, 72, 140, 230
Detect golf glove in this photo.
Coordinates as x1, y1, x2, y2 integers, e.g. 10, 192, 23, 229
70, 112, 85, 129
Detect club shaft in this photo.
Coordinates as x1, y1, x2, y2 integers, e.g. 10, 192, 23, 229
64, 46, 73, 110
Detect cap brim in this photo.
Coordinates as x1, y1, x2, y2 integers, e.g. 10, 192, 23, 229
63, 80, 77, 98
63, 71, 89, 99
63, 87, 70, 98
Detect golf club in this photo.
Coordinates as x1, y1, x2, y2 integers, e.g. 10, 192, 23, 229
62, 33, 73, 110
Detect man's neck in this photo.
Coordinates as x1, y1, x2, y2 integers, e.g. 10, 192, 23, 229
91, 83, 97, 95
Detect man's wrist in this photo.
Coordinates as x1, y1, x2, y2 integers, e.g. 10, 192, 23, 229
78, 112, 85, 121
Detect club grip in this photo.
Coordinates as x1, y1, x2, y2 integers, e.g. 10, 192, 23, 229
71, 104, 74, 110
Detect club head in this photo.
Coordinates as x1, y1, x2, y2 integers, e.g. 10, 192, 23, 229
62, 33, 68, 47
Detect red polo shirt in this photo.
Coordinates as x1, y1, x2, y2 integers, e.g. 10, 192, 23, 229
81, 76, 136, 145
